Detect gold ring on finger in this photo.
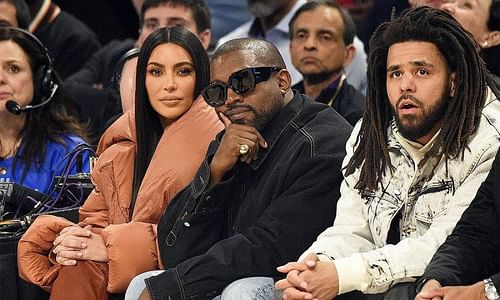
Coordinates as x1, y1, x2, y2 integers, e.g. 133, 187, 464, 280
239, 144, 250, 155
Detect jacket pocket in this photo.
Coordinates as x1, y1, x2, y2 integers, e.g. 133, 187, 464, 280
414, 179, 454, 227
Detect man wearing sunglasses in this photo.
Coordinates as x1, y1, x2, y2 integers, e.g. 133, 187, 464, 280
127, 37, 353, 300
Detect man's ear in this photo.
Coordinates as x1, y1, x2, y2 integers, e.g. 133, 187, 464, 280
198, 29, 212, 50
449, 72, 456, 97
342, 44, 356, 68
481, 30, 500, 48
277, 69, 292, 95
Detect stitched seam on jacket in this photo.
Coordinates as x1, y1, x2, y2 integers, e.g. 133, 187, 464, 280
173, 268, 186, 299
290, 121, 315, 157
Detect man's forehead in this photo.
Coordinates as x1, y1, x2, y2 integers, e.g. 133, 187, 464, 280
212, 50, 260, 69
144, 3, 193, 20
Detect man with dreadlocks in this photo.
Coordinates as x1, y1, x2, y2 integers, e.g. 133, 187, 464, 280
274, 6, 500, 300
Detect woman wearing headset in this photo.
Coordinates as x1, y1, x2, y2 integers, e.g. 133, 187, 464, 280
18, 26, 223, 299
0, 26, 88, 198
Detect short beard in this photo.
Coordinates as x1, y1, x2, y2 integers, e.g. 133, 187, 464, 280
303, 69, 341, 85
252, 102, 283, 131
247, 1, 279, 17
230, 101, 284, 131
394, 91, 449, 142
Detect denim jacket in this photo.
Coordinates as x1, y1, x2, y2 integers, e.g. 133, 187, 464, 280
302, 92, 500, 294
146, 93, 353, 300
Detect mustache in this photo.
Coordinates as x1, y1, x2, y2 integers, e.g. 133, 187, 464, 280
224, 104, 256, 114
397, 94, 422, 106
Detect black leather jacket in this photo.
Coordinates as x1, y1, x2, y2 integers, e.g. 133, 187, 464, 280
146, 93, 353, 299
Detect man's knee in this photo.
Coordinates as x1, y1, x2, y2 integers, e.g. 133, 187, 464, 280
336, 283, 416, 300
383, 282, 416, 300
220, 277, 278, 300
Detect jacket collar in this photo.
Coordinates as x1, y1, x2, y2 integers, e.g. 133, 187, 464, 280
249, 92, 304, 170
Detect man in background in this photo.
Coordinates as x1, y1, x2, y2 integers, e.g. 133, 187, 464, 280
26, 0, 101, 79
289, 0, 364, 126
218, 0, 368, 94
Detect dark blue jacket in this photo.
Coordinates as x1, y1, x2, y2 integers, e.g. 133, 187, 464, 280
146, 93, 353, 299
293, 79, 365, 126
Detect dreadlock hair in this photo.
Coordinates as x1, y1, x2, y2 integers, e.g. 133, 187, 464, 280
345, 6, 492, 191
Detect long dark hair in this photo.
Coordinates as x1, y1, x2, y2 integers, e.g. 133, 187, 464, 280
345, 7, 497, 191
0, 27, 86, 181
131, 26, 210, 205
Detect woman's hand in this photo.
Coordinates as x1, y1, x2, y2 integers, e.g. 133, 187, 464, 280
53, 225, 108, 265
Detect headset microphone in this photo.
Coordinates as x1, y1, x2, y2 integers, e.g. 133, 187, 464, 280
5, 83, 59, 115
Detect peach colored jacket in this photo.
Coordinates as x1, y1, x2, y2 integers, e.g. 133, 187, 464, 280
17, 98, 223, 293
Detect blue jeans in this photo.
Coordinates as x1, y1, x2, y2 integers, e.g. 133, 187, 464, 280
215, 277, 281, 300
125, 273, 281, 300
124, 270, 164, 300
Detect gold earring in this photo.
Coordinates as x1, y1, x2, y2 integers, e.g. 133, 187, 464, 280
481, 40, 489, 48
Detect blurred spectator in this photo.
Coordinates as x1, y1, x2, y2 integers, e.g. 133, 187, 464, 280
206, 0, 251, 47
25, 0, 101, 79
0, 0, 31, 29
114, 48, 140, 114
290, 0, 364, 126
218, 0, 368, 94
441, 0, 500, 85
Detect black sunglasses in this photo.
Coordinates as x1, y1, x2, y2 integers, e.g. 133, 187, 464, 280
202, 66, 281, 107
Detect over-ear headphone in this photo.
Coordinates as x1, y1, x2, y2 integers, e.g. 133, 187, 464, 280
2, 27, 58, 115
110, 47, 140, 92
20, 28, 56, 99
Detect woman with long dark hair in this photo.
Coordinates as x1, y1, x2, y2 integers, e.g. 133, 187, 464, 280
0, 26, 88, 196
17, 26, 222, 299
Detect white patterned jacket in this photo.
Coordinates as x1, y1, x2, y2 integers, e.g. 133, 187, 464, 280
301, 91, 500, 294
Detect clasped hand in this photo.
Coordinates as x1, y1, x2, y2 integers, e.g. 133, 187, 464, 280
52, 224, 108, 265
275, 253, 340, 300
415, 279, 485, 300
